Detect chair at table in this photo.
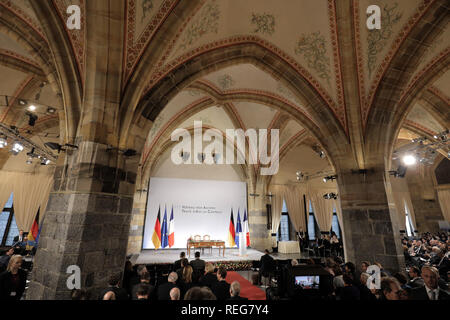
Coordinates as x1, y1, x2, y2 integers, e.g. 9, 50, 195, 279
194, 235, 201, 241
203, 235, 212, 254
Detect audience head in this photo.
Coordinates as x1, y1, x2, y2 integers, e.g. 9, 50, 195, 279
125, 260, 133, 271
217, 266, 227, 280
421, 266, 439, 289
170, 287, 180, 300
408, 266, 421, 279
343, 273, 354, 286
264, 249, 270, 254
184, 287, 217, 300
361, 261, 370, 273
7, 255, 22, 273
360, 272, 370, 287
5, 247, 14, 256
291, 259, 299, 267
108, 273, 121, 287
183, 265, 193, 283
19, 230, 23, 236
137, 265, 148, 276
393, 272, 408, 286
230, 281, 241, 297
181, 258, 189, 268
71, 289, 88, 300
136, 284, 149, 300
195, 251, 201, 259
205, 262, 214, 274
180, 252, 186, 259
103, 291, 116, 300
344, 262, 355, 275
381, 277, 401, 300
168, 272, 178, 283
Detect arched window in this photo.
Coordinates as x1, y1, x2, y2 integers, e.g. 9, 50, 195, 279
405, 201, 414, 237
331, 206, 341, 239
0, 193, 19, 246
307, 200, 319, 240
277, 199, 291, 241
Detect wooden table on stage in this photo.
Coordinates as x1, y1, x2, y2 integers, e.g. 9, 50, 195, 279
187, 240, 226, 257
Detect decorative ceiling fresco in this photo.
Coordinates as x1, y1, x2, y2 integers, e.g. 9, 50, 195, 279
0, 0, 45, 37
406, 103, 445, 135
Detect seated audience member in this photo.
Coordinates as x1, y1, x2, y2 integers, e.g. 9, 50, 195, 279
344, 262, 358, 283
332, 264, 345, 295
157, 272, 178, 300
410, 266, 449, 300
291, 259, 299, 267
184, 286, 217, 300
180, 265, 195, 297
0, 247, 14, 273
103, 291, 116, 300
228, 281, 248, 300
129, 264, 148, 290
131, 272, 155, 301
136, 284, 150, 301
200, 263, 218, 289
380, 277, 402, 300
122, 260, 137, 296
393, 272, 409, 287
71, 289, 88, 300
407, 266, 424, 288
212, 266, 230, 300
99, 273, 129, 300
174, 252, 186, 271
170, 287, 180, 301
339, 274, 360, 300
357, 273, 376, 301
0, 255, 27, 300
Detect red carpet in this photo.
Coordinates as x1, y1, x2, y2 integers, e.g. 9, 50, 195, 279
226, 271, 266, 300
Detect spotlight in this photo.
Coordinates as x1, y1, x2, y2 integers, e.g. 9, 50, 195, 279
323, 193, 337, 200
18, 99, 27, 106
296, 171, 304, 181
402, 155, 416, 166
0, 136, 7, 148
11, 141, 24, 155
40, 158, 50, 165
28, 105, 36, 112
26, 157, 33, 165
47, 107, 56, 114
323, 175, 337, 183
319, 151, 326, 159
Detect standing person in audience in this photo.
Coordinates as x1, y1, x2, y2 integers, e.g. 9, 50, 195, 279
157, 272, 178, 300
339, 274, 360, 300
380, 277, 402, 300
200, 263, 218, 289
131, 272, 155, 301
0, 255, 27, 300
228, 281, 248, 300
190, 251, 206, 282
174, 252, 186, 271
360, 261, 370, 273
212, 266, 230, 300
259, 249, 275, 284
176, 258, 190, 285
410, 266, 449, 300
136, 284, 151, 301
357, 273, 377, 300
129, 265, 148, 293
122, 260, 136, 296
0, 247, 14, 273
99, 273, 129, 300
180, 265, 195, 297
169, 287, 180, 300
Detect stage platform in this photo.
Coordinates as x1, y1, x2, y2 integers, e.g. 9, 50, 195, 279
132, 248, 317, 266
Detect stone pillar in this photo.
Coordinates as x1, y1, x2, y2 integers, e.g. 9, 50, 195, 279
26, 140, 138, 300
248, 181, 271, 251
406, 164, 444, 233
337, 168, 405, 273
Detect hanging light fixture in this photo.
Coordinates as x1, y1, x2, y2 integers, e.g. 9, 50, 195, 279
11, 141, 24, 155
0, 136, 7, 148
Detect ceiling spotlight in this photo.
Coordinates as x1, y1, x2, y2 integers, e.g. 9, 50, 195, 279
26, 157, 33, 165
323, 175, 337, 183
323, 193, 338, 200
40, 158, 50, 165
402, 155, 416, 166
47, 107, 56, 114
11, 141, 24, 155
28, 105, 37, 112
319, 151, 326, 159
0, 136, 7, 148
18, 99, 27, 106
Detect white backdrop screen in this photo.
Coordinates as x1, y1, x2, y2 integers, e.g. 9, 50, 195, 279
142, 177, 248, 249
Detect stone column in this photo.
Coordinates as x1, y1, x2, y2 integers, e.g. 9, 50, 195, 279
248, 181, 271, 251
337, 167, 405, 273
26, 140, 138, 300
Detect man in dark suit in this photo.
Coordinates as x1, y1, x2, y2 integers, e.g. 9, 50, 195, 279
407, 266, 424, 288
212, 266, 230, 300
228, 281, 248, 300
410, 266, 450, 300
259, 249, 275, 284
190, 251, 206, 272
13, 230, 26, 243
157, 272, 178, 300
174, 252, 186, 271
131, 272, 155, 300
99, 273, 129, 300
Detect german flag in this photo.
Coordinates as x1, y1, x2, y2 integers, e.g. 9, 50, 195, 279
152, 206, 161, 249
228, 209, 236, 247
28, 208, 40, 241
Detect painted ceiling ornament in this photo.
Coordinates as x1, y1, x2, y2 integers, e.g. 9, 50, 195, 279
218, 74, 235, 90
251, 13, 275, 36
177, 0, 220, 52
295, 31, 331, 85
367, 2, 402, 77
141, 0, 154, 23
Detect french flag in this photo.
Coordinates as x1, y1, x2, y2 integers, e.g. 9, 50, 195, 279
168, 206, 175, 248
243, 209, 250, 247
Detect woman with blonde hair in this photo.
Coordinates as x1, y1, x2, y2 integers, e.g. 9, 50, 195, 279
0, 255, 27, 300
180, 265, 194, 297
200, 263, 218, 289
